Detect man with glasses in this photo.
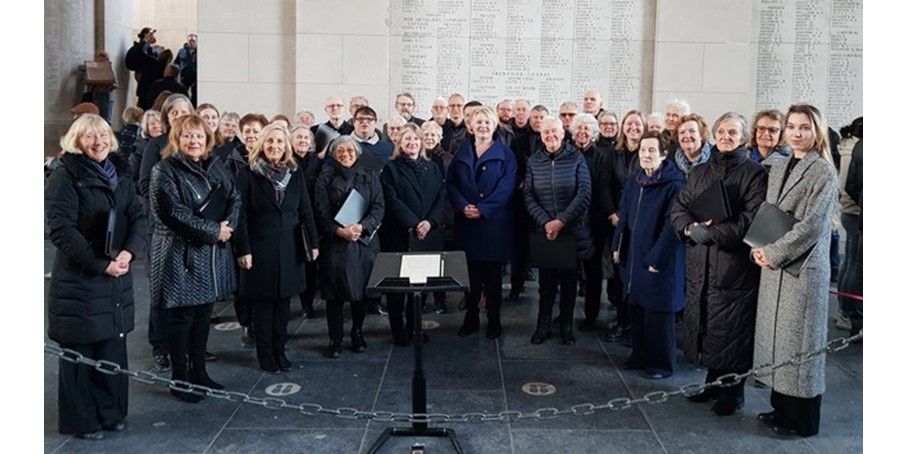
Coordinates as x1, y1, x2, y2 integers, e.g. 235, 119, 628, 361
351, 106, 393, 168
311, 96, 354, 155
441, 93, 467, 151
558, 101, 579, 138
383, 92, 424, 137
430, 97, 449, 126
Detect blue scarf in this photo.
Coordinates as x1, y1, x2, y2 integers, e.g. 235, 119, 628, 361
85, 156, 119, 190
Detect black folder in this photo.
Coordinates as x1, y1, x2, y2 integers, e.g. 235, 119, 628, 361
744, 202, 813, 276
408, 228, 443, 252
691, 179, 732, 223
104, 208, 125, 259
198, 183, 228, 222
528, 231, 577, 270
315, 123, 341, 156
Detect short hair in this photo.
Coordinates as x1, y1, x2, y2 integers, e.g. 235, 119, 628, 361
164, 64, 180, 78
639, 130, 669, 156
392, 123, 428, 160
140, 110, 162, 139
616, 109, 646, 150
570, 113, 600, 142
239, 113, 269, 131
295, 110, 315, 119
559, 101, 579, 111
785, 103, 831, 163
386, 114, 407, 127
448, 93, 465, 102
151, 90, 173, 113
539, 115, 563, 130
420, 120, 443, 139
196, 103, 220, 117
597, 110, 618, 123
122, 106, 144, 124
354, 106, 377, 119
221, 111, 240, 123
666, 98, 692, 114
432, 97, 448, 107
163, 114, 215, 159
248, 123, 299, 172
497, 99, 513, 108
160, 93, 194, 131
514, 99, 531, 107
712, 112, 750, 146
464, 100, 483, 110
328, 135, 363, 159
270, 113, 291, 125
60, 114, 119, 154
350, 95, 369, 105
396, 92, 416, 105
469, 105, 499, 132
749, 109, 785, 149
677, 113, 710, 142
647, 111, 664, 122
530, 104, 549, 114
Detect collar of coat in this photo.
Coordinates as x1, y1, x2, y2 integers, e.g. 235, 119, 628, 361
60, 152, 130, 185
453, 138, 509, 166
776, 150, 822, 204
529, 142, 577, 164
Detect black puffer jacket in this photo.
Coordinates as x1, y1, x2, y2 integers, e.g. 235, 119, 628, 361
149, 153, 240, 309
45, 153, 146, 344
314, 161, 385, 302
670, 146, 768, 369
523, 142, 593, 261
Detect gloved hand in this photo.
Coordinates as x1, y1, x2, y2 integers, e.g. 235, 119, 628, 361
688, 223, 713, 245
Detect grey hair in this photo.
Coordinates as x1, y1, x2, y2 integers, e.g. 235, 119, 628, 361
647, 111, 664, 121
559, 101, 579, 111
570, 113, 600, 141
539, 115, 563, 129
530, 104, 549, 114
386, 114, 407, 126
712, 111, 750, 145
666, 98, 691, 114
328, 135, 362, 158
140, 110, 162, 139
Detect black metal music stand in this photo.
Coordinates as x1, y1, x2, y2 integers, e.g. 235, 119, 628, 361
365, 251, 469, 454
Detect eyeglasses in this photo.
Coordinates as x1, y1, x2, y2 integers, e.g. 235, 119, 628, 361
326, 103, 344, 108
354, 117, 376, 123
560, 112, 577, 118
757, 126, 781, 134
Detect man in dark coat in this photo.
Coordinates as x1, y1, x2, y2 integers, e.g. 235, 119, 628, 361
125, 27, 159, 108
174, 33, 197, 105
147, 65, 188, 105
440, 93, 467, 151
311, 96, 354, 156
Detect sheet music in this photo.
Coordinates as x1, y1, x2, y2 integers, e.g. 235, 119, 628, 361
400, 254, 443, 285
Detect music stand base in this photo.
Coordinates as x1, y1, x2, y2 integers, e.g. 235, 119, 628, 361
367, 426, 464, 454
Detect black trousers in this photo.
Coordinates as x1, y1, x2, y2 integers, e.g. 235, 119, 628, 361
252, 298, 290, 367
838, 213, 863, 322
770, 390, 822, 436
465, 260, 503, 327
234, 296, 253, 327
148, 302, 170, 354
581, 238, 605, 322
387, 293, 416, 338
58, 338, 128, 435
538, 268, 578, 322
326, 300, 367, 342
168, 304, 213, 373
627, 304, 675, 374
299, 261, 318, 310
705, 367, 747, 403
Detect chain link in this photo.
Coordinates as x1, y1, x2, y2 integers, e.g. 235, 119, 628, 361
44, 330, 861, 424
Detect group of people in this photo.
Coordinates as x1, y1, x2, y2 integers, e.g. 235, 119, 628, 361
46, 86, 862, 440
125, 27, 198, 110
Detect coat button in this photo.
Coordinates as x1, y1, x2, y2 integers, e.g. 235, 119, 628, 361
119, 333, 124, 338
479, 193, 484, 198
481, 166, 486, 171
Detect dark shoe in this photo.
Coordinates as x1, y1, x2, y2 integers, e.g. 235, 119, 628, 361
276, 353, 292, 372
645, 371, 671, 380
152, 354, 171, 372
241, 327, 255, 348
603, 325, 629, 343
530, 315, 552, 344
560, 321, 576, 345
757, 411, 776, 428
351, 330, 367, 353
577, 319, 596, 332
204, 351, 217, 361
458, 316, 480, 337
686, 388, 715, 403
76, 431, 105, 440
771, 424, 802, 437
711, 396, 744, 416
505, 288, 523, 302
171, 387, 204, 403
190, 362, 225, 390
259, 361, 279, 374
101, 420, 127, 432
434, 300, 448, 314
327, 341, 343, 358
486, 323, 502, 339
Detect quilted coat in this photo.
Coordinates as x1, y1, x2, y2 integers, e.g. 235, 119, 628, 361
148, 152, 240, 309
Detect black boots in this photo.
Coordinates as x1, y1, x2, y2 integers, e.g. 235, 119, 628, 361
171, 365, 204, 403
189, 356, 224, 390
327, 339, 343, 358
458, 312, 480, 337
350, 328, 367, 353
560, 318, 575, 345
531, 314, 552, 344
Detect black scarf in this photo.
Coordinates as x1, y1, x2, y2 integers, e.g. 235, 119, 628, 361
330, 156, 359, 181
255, 158, 292, 205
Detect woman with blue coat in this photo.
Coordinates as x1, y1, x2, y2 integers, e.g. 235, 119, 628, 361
612, 130, 685, 379
446, 106, 517, 339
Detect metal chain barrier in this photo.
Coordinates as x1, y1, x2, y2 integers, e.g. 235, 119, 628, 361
44, 330, 861, 424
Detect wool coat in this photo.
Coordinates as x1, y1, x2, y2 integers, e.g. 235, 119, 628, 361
523, 143, 594, 261
149, 153, 240, 309
670, 147, 768, 370
314, 161, 384, 302
613, 159, 685, 312
753, 151, 838, 398
446, 138, 517, 262
45, 153, 146, 345
379, 156, 446, 252
234, 165, 319, 300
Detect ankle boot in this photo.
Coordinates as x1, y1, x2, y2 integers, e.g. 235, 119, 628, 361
350, 328, 367, 353
531, 314, 552, 344
458, 313, 480, 337
327, 339, 343, 358
171, 366, 204, 403
560, 318, 575, 345
189, 357, 225, 390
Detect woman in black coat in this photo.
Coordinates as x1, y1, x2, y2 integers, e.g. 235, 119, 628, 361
46, 114, 146, 439
314, 136, 385, 358
380, 123, 446, 345
670, 112, 768, 416
612, 130, 685, 379
524, 116, 592, 345
291, 124, 322, 318
149, 114, 240, 402
420, 120, 453, 313
234, 124, 319, 372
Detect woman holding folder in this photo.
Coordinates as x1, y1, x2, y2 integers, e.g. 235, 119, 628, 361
234, 123, 319, 372
149, 114, 240, 402
380, 123, 446, 345
669, 112, 767, 416
524, 116, 592, 345
314, 136, 385, 358
612, 130, 684, 378
750, 104, 839, 437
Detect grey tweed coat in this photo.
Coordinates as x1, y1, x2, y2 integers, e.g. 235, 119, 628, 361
753, 151, 838, 398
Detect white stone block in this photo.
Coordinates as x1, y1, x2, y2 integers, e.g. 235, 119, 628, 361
249, 34, 296, 84
199, 33, 248, 83
296, 34, 343, 84
654, 42, 703, 92
341, 35, 389, 85
298, 0, 390, 36
702, 43, 753, 93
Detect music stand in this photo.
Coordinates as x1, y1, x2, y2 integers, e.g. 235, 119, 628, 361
365, 251, 469, 454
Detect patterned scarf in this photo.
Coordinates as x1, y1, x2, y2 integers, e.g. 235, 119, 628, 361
255, 157, 291, 205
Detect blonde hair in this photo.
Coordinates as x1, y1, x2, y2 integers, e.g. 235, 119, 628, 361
163, 114, 215, 159
248, 124, 299, 171
140, 110, 162, 139
60, 114, 119, 154
785, 103, 831, 163
391, 123, 429, 160
420, 120, 443, 139
469, 105, 499, 132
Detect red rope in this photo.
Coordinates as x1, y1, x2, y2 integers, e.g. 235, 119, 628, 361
829, 290, 863, 301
